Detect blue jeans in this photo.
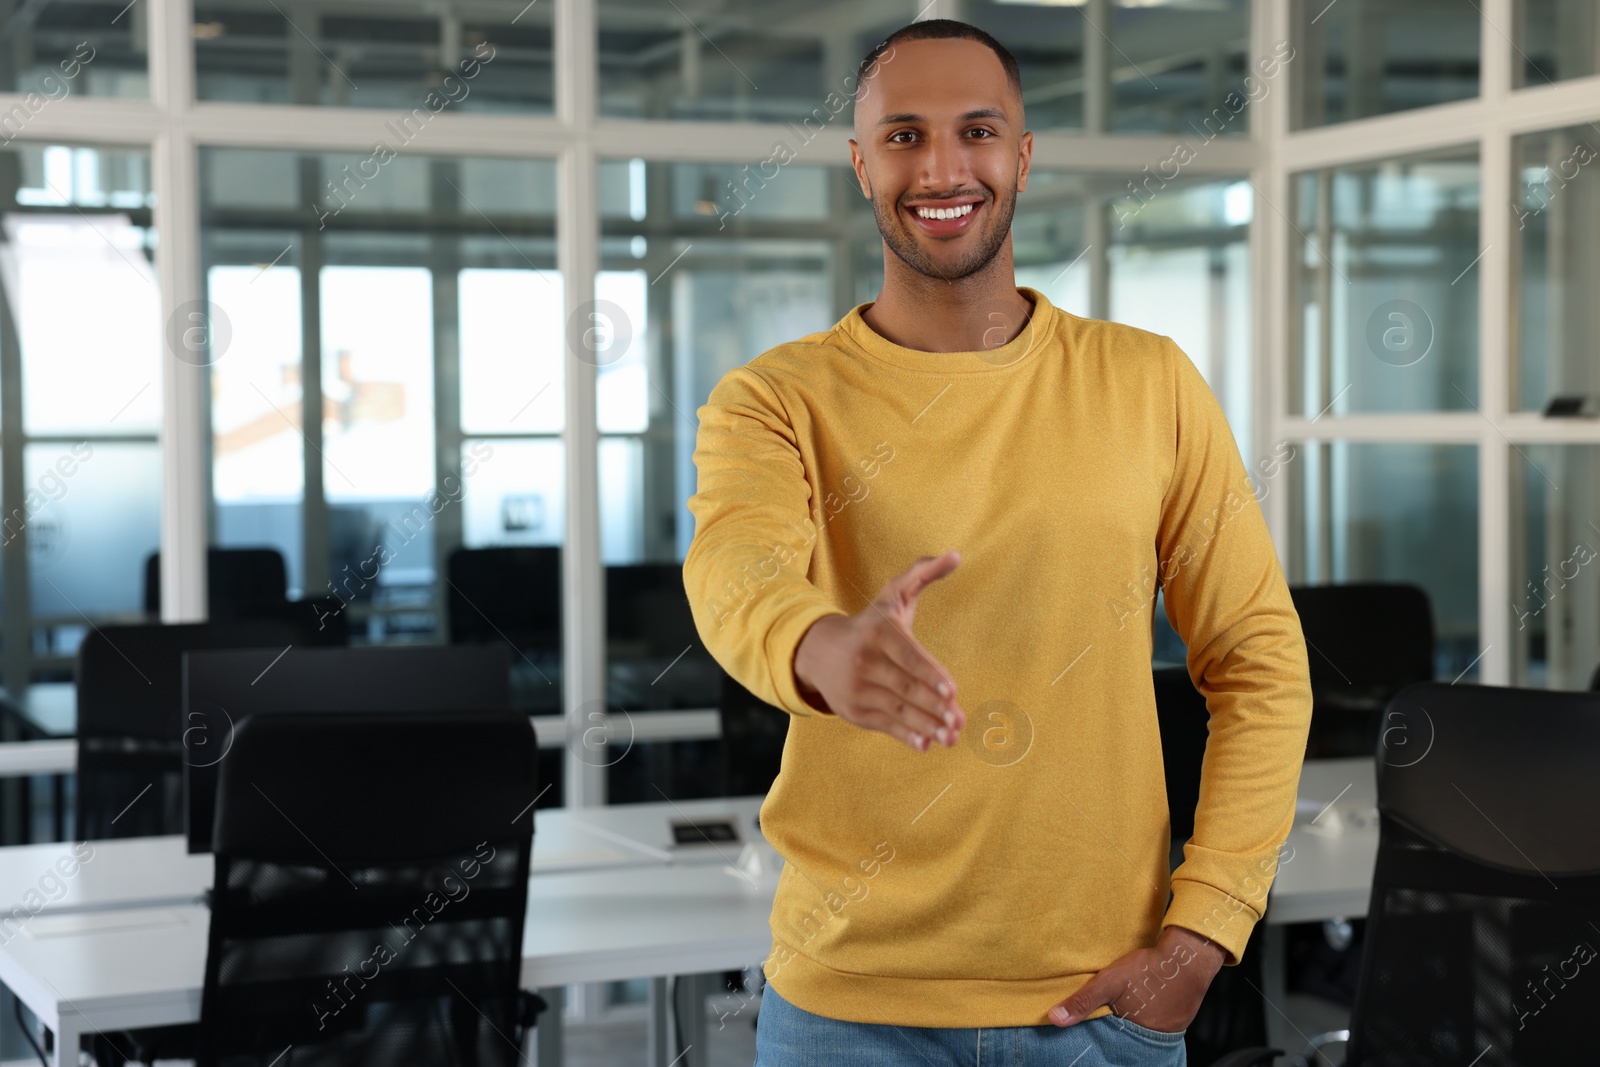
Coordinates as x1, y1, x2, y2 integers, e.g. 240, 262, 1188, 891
754, 983, 1187, 1066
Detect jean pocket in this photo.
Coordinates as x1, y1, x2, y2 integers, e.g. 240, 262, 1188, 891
1106, 1012, 1187, 1043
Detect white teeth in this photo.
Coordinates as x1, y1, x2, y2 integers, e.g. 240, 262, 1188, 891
915, 203, 974, 220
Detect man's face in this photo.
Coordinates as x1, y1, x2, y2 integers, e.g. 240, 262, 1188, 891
850, 37, 1031, 284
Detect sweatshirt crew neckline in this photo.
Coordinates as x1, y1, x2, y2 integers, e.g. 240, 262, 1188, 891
840, 286, 1057, 374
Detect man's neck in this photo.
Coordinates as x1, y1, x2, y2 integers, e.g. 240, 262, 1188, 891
861, 252, 1034, 354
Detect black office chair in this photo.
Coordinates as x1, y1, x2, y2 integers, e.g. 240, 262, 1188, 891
74, 620, 306, 840
102, 709, 545, 1066
718, 669, 787, 797
181, 644, 512, 855
1151, 666, 1273, 1064
1302, 680, 1600, 1065
445, 545, 561, 654
607, 562, 700, 656
143, 547, 289, 620
143, 548, 346, 644
1289, 584, 1435, 759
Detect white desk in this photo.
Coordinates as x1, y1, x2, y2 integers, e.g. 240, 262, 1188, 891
0, 806, 700, 927
0, 837, 208, 917
565, 795, 766, 863
0, 861, 778, 1067
0, 767, 1380, 1067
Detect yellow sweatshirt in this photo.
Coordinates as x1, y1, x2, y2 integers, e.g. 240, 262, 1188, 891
683, 285, 1312, 1028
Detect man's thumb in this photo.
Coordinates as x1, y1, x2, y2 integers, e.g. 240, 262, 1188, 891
1048, 972, 1116, 1027
888, 550, 961, 605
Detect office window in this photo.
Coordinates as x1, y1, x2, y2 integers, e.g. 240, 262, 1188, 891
208, 258, 305, 591
1513, 446, 1600, 690
1290, 150, 1480, 417
201, 149, 559, 646
1515, 0, 1600, 87
1106, 177, 1253, 461
596, 0, 906, 123
969, 0, 1252, 134
0, 2, 145, 100
1291, 442, 1480, 681
1514, 124, 1600, 413
193, 0, 552, 111
0, 144, 158, 681
1291, 0, 1480, 129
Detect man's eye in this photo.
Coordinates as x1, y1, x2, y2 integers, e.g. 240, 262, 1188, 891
969, 128, 995, 138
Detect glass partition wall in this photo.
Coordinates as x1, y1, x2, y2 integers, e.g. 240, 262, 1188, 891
1271, 0, 1600, 693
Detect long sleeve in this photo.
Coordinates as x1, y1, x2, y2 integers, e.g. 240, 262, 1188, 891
683, 365, 844, 716
1153, 338, 1313, 966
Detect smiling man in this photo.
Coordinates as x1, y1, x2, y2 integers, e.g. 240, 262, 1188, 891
682, 18, 1312, 1067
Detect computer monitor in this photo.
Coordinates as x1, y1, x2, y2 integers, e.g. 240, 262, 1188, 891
182, 644, 512, 853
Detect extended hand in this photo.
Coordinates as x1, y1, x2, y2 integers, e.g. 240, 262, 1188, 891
1047, 926, 1227, 1033
793, 551, 965, 751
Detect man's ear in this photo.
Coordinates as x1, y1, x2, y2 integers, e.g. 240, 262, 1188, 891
1016, 130, 1033, 194
848, 138, 873, 199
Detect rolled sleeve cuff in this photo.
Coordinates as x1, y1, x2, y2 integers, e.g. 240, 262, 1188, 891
1161, 878, 1269, 968
766, 597, 845, 716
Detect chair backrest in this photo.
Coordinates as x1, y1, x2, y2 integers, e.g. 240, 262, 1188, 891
183, 644, 512, 853
1151, 665, 1209, 866
445, 546, 560, 655
74, 620, 306, 840
1290, 582, 1435, 758
1291, 582, 1435, 689
201, 709, 536, 1066
144, 547, 289, 619
717, 669, 787, 797
1346, 681, 1600, 1065
606, 562, 699, 656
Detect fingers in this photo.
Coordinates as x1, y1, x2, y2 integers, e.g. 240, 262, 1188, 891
859, 679, 953, 750
875, 628, 964, 727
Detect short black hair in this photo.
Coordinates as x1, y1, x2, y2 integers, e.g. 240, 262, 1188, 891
855, 19, 1023, 103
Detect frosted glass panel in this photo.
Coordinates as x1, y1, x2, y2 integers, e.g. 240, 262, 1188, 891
26, 443, 160, 621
